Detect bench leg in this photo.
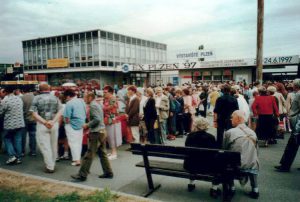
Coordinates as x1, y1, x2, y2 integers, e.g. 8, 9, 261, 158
143, 167, 161, 197
222, 182, 231, 202
143, 184, 161, 197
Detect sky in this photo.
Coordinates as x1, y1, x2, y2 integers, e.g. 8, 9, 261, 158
0, 0, 299, 63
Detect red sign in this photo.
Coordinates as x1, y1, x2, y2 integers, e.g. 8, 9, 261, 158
193, 71, 200, 76
223, 69, 232, 76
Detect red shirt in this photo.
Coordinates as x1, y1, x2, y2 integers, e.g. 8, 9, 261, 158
252, 95, 279, 117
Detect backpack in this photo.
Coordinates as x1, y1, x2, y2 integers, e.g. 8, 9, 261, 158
173, 99, 182, 114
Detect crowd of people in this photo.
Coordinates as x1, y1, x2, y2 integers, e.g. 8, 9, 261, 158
1, 78, 300, 200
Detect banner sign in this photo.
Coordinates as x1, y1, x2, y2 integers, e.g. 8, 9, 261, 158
117, 55, 299, 72
47, 58, 69, 68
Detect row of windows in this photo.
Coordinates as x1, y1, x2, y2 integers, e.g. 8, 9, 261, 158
23, 61, 136, 70
23, 41, 166, 66
22, 30, 167, 50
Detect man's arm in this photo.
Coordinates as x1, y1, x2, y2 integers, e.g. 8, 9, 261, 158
87, 104, 100, 129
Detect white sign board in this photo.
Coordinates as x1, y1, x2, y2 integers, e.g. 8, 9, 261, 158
117, 55, 299, 72
176, 50, 215, 59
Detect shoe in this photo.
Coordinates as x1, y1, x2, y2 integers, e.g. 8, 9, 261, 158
274, 165, 290, 172
210, 188, 221, 198
249, 191, 259, 199
71, 174, 86, 181
44, 167, 55, 173
108, 154, 117, 160
99, 173, 113, 179
6, 156, 17, 165
60, 155, 70, 160
71, 162, 81, 166
56, 157, 60, 162
239, 175, 248, 187
16, 159, 22, 164
167, 135, 176, 140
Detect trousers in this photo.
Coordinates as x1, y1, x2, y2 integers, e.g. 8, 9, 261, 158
36, 122, 58, 170
79, 129, 112, 177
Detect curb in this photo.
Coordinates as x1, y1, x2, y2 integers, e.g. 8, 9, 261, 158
0, 168, 160, 202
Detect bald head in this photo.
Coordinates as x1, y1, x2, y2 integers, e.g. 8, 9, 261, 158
231, 110, 246, 127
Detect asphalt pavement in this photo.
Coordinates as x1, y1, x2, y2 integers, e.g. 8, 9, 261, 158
1, 122, 300, 202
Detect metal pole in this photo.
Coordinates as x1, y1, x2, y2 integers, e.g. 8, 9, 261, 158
256, 0, 264, 83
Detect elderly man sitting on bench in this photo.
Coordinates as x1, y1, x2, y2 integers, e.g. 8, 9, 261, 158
224, 110, 259, 199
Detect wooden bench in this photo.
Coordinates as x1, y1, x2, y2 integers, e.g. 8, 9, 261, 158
131, 143, 241, 202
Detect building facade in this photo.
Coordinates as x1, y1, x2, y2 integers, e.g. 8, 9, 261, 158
22, 29, 167, 87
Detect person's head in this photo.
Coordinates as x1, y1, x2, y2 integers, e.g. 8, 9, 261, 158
0, 88, 7, 98
127, 85, 137, 97
39, 83, 50, 92
254, 81, 260, 87
166, 83, 173, 92
252, 91, 259, 97
258, 86, 267, 96
267, 86, 277, 95
232, 85, 240, 94
223, 84, 231, 94
276, 82, 287, 96
192, 117, 210, 132
145, 88, 154, 98
85, 92, 95, 104
231, 110, 246, 127
293, 79, 300, 91
155, 87, 163, 96
63, 89, 76, 101
103, 85, 114, 99
175, 89, 182, 97
182, 88, 190, 96
14, 89, 22, 95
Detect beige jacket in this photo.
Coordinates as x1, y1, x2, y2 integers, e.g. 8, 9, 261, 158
223, 124, 259, 171
155, 95, 169, 121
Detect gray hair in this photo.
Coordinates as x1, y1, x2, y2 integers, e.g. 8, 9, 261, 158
232, 110, 246, 122
267, 86, 277, 93
192, 117, 210, 131
293, 79, 300, 89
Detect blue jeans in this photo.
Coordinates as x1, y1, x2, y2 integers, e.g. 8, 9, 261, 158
22, 123, 37, 154
3, 128, 24, 159
160, 119, 168, 141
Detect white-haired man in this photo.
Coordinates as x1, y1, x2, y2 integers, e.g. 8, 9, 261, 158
223, 110, 259, 199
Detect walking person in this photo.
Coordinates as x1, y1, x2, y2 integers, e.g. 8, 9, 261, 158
71, 92, 113, 181
30, 83, 62, 173
63, 89, 86, 166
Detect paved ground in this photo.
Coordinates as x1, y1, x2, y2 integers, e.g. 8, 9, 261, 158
1, 124, 300, 202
